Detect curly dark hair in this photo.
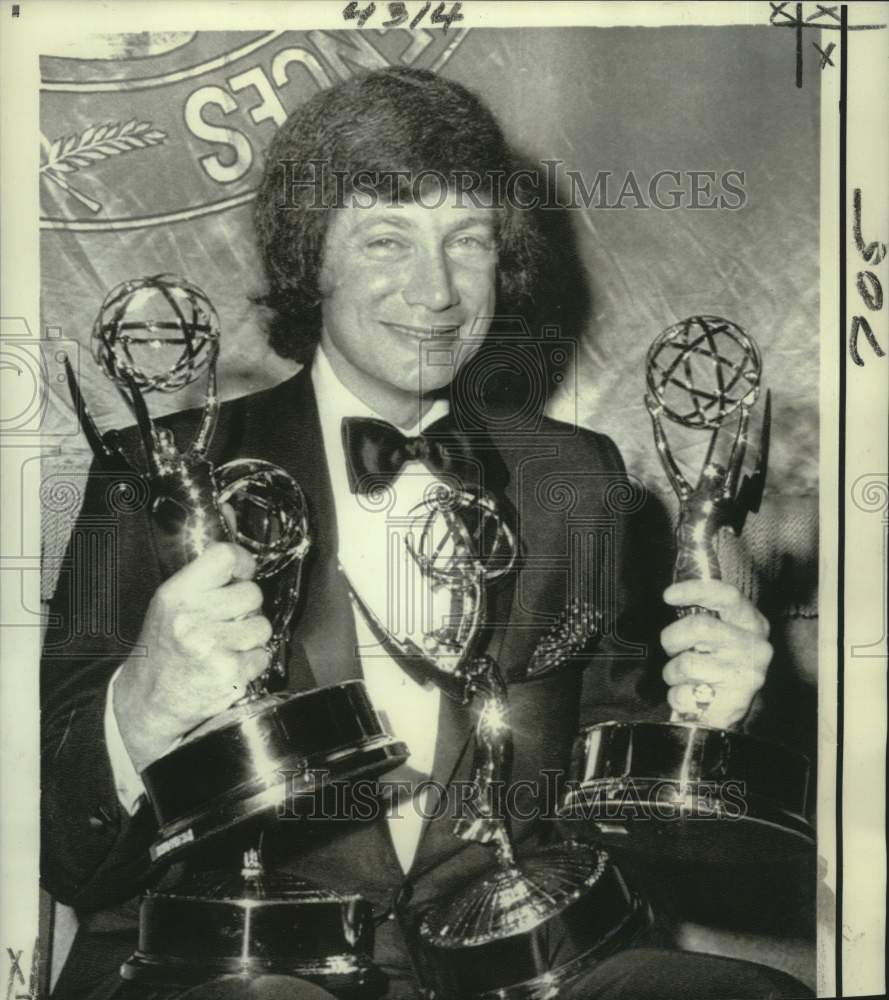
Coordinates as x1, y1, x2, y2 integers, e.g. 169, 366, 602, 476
252, 67, 545, 363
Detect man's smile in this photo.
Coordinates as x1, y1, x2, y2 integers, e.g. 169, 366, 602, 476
381, 321, 462, 340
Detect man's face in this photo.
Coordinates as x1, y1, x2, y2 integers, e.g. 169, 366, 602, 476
318, 190, 498, 411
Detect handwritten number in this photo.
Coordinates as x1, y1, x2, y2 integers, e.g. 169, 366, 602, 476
856, 271, 884, 312
383, 2, 409, 27
853, 188, 888, 265
343, 0, 462, 29
430, 3, 464, 30
849, 189, 888, 365
849, 315, 887, 366
342, 1, 377, 27
434, 2, 465, 29
410, 2, 431, 29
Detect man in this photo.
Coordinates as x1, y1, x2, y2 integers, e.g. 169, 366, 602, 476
42, 68, 806, 999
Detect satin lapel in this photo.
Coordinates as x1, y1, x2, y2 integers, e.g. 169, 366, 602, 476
484, 531, 520, 673
409, 690, 474, 873
236, 369, 362, 691
410, 429, 519, 873
424, 410, 510, 499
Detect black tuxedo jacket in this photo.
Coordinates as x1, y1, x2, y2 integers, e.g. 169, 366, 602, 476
41, 368, 669, 999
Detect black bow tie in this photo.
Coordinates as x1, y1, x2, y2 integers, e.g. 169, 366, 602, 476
342, 416, 486, 494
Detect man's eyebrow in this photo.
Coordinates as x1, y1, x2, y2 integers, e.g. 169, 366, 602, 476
445, 215, 497, 235
351, 213, 413, 232
347, 209, 498, 236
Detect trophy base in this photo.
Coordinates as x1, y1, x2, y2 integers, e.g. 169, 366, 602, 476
559, 722, 815, 863
144, 680, 408, 861
411, 842, 650, 1000
120, 868, 385, 999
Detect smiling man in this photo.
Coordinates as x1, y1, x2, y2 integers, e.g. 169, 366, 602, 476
41, 68, 807, 999
316, 194, 498, 425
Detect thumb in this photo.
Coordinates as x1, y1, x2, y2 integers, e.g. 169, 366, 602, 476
220, 500, 239, 538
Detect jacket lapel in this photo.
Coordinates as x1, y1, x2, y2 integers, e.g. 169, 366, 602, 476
230, 369, 362, 692
409, 426, 520, 873
232, 374, 540, 876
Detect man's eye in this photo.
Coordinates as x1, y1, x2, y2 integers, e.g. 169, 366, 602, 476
364, 236, 409, 258
449, 235, 494, 253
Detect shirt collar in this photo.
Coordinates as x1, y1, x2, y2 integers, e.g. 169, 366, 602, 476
310, 344, 450, 440
310, 344, 451, 505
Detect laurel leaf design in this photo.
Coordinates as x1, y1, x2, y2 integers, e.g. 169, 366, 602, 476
42, 120, 167, 177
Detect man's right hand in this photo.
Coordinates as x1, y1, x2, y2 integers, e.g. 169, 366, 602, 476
113, 541, 272, 773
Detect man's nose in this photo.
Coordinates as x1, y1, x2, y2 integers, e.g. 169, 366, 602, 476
402, 248, 460, 312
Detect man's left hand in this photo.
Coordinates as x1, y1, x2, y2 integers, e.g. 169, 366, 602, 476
660, 579, 772, 729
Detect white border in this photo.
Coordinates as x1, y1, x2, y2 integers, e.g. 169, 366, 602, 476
2, 2, 887, 997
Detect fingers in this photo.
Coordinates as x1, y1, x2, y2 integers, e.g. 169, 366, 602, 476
220, 501, 239, 538
175, 613, 272, 658
178, 645, 272, 718
216, 615, 273, 652
662, 637, 770, 729
229, 648, 272, 699
200, 580, 264, 623
167, 541, 257, 599
664, 579, 770, 637
660, 583, 773, 728
661, 642, 771, 688
134, 543, 271, 747
667, 684, 751, 729
661, 613, 760, 659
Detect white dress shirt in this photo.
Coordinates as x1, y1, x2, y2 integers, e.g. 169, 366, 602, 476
311, 347, 445, 871
105, 345, 447, 871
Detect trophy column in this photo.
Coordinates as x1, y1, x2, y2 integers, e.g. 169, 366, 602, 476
347, 487, 649, 1000
68, 275, 408, 996
559, 316, 815, 863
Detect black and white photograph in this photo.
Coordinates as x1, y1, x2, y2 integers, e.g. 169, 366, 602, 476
0, 3, 886, 999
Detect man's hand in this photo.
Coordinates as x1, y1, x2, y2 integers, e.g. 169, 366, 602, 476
113, 541, 272, 772
660, 579, 772, 729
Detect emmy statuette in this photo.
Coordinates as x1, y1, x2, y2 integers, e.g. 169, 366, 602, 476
560, 316, 815, 863
348, 486, 648, 1000
67, 275, 407, 996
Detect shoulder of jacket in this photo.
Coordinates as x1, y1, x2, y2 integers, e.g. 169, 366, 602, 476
487, 413, 625, 471
108, 368, 307, 455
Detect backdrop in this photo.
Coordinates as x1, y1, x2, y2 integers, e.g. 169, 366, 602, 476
39, 25, 820, 616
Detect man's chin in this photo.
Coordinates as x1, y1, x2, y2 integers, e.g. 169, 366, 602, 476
415, 362, 462, 396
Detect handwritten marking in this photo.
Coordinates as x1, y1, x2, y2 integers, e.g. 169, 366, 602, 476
343, 1, 463, 32
769, 1, 885, 87
809, 4, 840, 23
849, 190, 887, 366
853, 189, 888, 266
342, 1, 376, 27
4, 950, 24, 1000
813, 41, 836, 67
